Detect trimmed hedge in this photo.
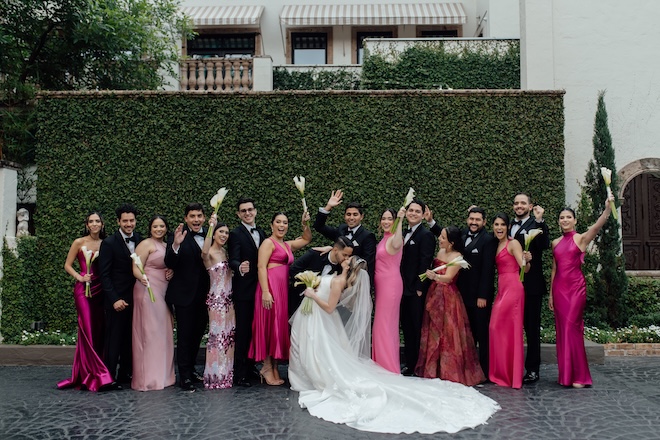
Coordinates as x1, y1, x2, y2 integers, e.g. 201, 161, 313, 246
18, 90, 564, 336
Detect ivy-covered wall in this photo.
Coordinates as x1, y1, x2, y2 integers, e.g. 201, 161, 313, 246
11, 90, 564, 337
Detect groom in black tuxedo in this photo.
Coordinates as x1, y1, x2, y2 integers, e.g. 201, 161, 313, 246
399, 199, 435, 376
510, 193, 549, 384
165, 203, 210, 391
228, 197, 265, 387
289, 236, 354, 316
313, 189, 376, 285
99, 203, 141, 384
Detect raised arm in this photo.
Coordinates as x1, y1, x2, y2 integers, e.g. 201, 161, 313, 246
578, 195, 614, 251
508, 239, 530, 273
313, 190, 343, 241
289, 211, 313, 251
385, 207, 405, 255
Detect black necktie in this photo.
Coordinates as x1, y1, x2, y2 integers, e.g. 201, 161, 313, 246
124, 236, 135, 244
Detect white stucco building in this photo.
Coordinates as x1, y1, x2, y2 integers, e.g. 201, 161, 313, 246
180, 0, 660, 270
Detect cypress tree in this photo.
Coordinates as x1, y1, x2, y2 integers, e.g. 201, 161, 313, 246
580, 91, 628, 327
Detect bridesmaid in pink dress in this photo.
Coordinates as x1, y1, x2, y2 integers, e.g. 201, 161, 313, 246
130, 215, 176, 391
202, 216, 235, 389
489, 213, 531, 389
550, 196, 613, 388
372, 207, 405, 373
59, 212, 114, 391
250, 211, 311, 385
417, 226, 485, 386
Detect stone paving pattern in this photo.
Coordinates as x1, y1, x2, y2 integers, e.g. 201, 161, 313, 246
1, 358, 659, 439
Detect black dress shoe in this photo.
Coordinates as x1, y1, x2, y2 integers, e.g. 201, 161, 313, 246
523, 371, 540, 384
116, 374, 132, 384
235, 377, 252, 387
99, 382, 123, 392
180, 379, 196, 392
192, 372, 204, 384
401, 366, 414, 377
247, 366, 261, 380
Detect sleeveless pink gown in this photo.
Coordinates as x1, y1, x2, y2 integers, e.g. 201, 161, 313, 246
372, 232, 403, 373
552, 231, 592, 386
131, 244, 175, 391
57, 251, 114, 391
489, 241, 525, 389
250, 238, 294, 361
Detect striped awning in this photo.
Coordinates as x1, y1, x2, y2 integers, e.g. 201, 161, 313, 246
182, 5, 264, 27
280, 3, 467, 27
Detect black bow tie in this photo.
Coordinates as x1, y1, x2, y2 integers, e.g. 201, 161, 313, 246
124, 236, 135, 243
512, 220, 523, 226
467, 232, 477, 238
192, 231, 205, 237
404, 228, 413, 235
250, 228, 258, 234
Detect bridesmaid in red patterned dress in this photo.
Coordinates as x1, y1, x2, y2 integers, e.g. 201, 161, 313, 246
416, 226, 485, 386
250, 211, 311, 385
202, 216, 235, 389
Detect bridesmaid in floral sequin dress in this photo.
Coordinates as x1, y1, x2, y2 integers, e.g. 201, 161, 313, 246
202, 217, 235, 389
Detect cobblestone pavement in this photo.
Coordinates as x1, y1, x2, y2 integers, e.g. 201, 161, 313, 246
1, 358, 659, 440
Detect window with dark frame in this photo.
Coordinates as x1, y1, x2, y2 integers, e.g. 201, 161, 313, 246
187, 33, 257, 58
357, 31, 393, 64
291, 32, 328, 64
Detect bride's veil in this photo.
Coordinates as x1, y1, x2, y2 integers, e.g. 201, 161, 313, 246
337, 269, 372, 359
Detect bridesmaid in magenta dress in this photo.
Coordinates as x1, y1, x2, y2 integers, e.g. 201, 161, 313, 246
551, 196, 613, 388
372, 207, 405, 373
489, 213, 530, 389
202, 217, 235, 389
250, 211, 311, 385
130, 215, 176, 391
417, 226, 485, 386
59, 212, 114, 391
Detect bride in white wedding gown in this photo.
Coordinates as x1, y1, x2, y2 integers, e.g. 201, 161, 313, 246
289, 256, 499, 435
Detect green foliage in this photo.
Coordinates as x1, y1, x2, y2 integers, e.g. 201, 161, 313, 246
584, 326, 660, 344
0, 237, 42, 343
0, 103, 37, 163
623, 277, 660, 326
30, 91, 564, 333
273, 68, 361, 90
580, 91, 628, 327
361, 42, 520, 90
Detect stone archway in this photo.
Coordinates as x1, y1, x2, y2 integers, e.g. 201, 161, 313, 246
619, 158, 660, 273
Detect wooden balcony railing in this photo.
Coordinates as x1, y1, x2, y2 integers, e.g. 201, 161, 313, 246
180, 58, 253, 91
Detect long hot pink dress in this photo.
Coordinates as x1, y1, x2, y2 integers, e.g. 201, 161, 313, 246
372, 232, 403, 373
131, 243, 175, 391
416, 259, 485, 386
57, 251, 114, 391
489, 241, 525, 389
204, 260, 235, 389
250, 238, 294, 361
552, 231, 592, 387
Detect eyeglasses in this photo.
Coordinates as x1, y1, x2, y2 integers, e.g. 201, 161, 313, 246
239, 208, 255, 213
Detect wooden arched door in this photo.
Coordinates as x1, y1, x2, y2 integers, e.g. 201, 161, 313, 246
622, 172, 660, 270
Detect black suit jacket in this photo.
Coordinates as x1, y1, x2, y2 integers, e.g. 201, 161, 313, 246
99, 231, 142, 309
313, 211, 377, 284
228, 224, 266, 303
400, 225, 435, 297
511, 218, 550, 296
164, 227, 210, 307
458, 228, 497, 307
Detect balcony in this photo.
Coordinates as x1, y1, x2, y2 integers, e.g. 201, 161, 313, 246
180, 57, 253, 91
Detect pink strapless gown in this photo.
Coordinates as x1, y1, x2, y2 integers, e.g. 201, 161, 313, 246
249, 238, 293, 361
131, 244, 175, 391
372, 233, 403, 373
489, 241, 525, 389
57, 251, 114, 391
553, 231, 592, 386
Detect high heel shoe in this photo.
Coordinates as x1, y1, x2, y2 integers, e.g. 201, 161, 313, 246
259, 366, 284, 386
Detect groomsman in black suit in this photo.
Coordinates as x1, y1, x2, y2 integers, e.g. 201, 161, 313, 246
510, 193, 550, 384
228, 197, 265, 387
99, 203, 141, 385
165, 203, 210, 391
288, 236, 354, 316
313, 189, 377, 284
428, 206, 497, 378
399, 199, 436, 376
